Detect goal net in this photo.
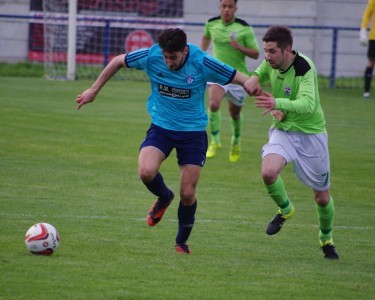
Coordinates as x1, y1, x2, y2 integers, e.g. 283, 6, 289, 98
30, 0, 184, 80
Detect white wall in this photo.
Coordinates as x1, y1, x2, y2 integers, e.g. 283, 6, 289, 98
0, 0, 369, 77
184, 0, 367, 77
0, 0, 30, 62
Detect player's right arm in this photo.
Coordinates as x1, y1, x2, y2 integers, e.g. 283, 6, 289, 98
244, 75, 263, 96
76, 54, 126, 110
201, 35, 211, 51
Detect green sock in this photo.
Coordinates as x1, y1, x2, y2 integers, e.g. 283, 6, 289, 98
230, 113, 243, 145
208, 109, 221, 144
316, 196, 335, 243
264, 176, 293, 215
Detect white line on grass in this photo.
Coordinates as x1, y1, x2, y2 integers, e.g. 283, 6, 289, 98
4, 213, 373, 230
135, 217, 375, 230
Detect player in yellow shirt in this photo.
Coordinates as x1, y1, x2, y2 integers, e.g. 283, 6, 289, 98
360, 0, 375, 98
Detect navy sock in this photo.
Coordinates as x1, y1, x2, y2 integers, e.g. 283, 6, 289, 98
144, 173, 171, 205
176, 200, 197, 245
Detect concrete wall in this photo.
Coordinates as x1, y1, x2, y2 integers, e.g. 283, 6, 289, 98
0, 0, 369, 77
0, 0, 30, 63
184, 0, 367, 77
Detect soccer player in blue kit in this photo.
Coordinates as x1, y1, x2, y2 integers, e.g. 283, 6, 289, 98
76, 28, 252, 254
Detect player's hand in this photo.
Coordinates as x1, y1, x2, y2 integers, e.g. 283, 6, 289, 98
76, 88, 97, 110
360, 28, 368, 46
230, 37, 240, 50
271, 110, 285, 122
244, 77, 262, 96
255, 91, 276, 115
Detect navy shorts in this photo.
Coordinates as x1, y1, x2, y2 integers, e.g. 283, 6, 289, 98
140, 124, 208, 167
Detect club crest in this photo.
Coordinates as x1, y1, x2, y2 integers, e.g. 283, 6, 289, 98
284, 85, 291, 96
186, 76, 194, 84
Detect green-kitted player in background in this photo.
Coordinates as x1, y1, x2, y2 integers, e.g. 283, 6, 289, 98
201, 0, 259, 162
246, 26, 339, 259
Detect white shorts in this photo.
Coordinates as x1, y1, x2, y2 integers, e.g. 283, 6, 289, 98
207, 82, 246, 106
261, 128, 331, 191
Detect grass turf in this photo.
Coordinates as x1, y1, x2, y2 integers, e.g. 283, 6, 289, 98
0, 77, 374, 299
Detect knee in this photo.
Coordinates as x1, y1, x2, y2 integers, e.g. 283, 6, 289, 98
209, 99, 220, 112
314, 191, 330, 206
230, 111, 240, 120
262, 172, 278, 184
138, 166, 156, 184
180, 187, 196, 205
261, 167, 278, 185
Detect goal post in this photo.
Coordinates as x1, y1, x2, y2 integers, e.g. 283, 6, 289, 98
67, 0, 77, 81
39, 0, 184, 81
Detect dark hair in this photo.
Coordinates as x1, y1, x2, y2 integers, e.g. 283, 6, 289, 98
158, 28, 187, 52
220, 0, 237, 3
262, 26, 293, 51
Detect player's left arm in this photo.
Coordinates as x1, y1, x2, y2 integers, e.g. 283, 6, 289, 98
230, 27, 259, 59
254, 72, 316, 115
274, 72, 317, 113
360, 1, 374, 44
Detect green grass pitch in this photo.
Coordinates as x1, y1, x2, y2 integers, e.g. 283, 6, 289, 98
0, 76, 374, 299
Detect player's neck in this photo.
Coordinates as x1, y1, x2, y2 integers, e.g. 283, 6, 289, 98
280, 51, 296, 71
222, 17, 235, 25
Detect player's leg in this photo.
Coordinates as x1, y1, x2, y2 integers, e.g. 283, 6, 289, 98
293, 132, 338, 259
314, 190, 338, 259
364, 41, 375, 98
228, 101, 242, 162
139, 146, 174, 226
262, 153, 295, 235
226, 84, 246, 162
175, 164, 201, 254
139, 125, 175, 226
174, 130, 207, 254
206, 84, 225, 158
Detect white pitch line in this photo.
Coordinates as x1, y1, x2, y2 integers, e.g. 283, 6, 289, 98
136, 217, 375, 230
3, 213, 373, 230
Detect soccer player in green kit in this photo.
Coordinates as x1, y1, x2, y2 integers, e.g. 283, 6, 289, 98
201, 0, 259, 162
245, 26, 339, 259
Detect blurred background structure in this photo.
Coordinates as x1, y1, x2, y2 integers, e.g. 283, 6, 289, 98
0, 0, 368, 88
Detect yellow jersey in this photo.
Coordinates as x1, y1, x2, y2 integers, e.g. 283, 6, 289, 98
361, 0, 375, 40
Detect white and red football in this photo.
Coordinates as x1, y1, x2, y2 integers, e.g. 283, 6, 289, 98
24, 223, 60, 255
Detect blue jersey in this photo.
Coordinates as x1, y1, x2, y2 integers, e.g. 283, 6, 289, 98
125, 44, 236, 131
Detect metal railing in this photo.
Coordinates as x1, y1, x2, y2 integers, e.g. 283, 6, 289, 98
0, 13, 360, 87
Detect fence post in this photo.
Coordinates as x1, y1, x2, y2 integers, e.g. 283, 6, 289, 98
104, 20, 111, 67
330, 28, 338, 89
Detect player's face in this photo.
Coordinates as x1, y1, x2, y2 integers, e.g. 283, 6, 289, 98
163, 47, 188, 71
263, 41, 289, 70
220, 0, 237, 23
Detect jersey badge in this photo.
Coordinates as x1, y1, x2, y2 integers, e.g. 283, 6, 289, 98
284, 85, 291, 96
186, 76, 194, 84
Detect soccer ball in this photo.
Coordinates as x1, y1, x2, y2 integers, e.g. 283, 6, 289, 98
24, 223, 60, 255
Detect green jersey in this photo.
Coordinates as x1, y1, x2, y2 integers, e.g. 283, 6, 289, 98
254, 51, 326, 134
203, 16, 259, 75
